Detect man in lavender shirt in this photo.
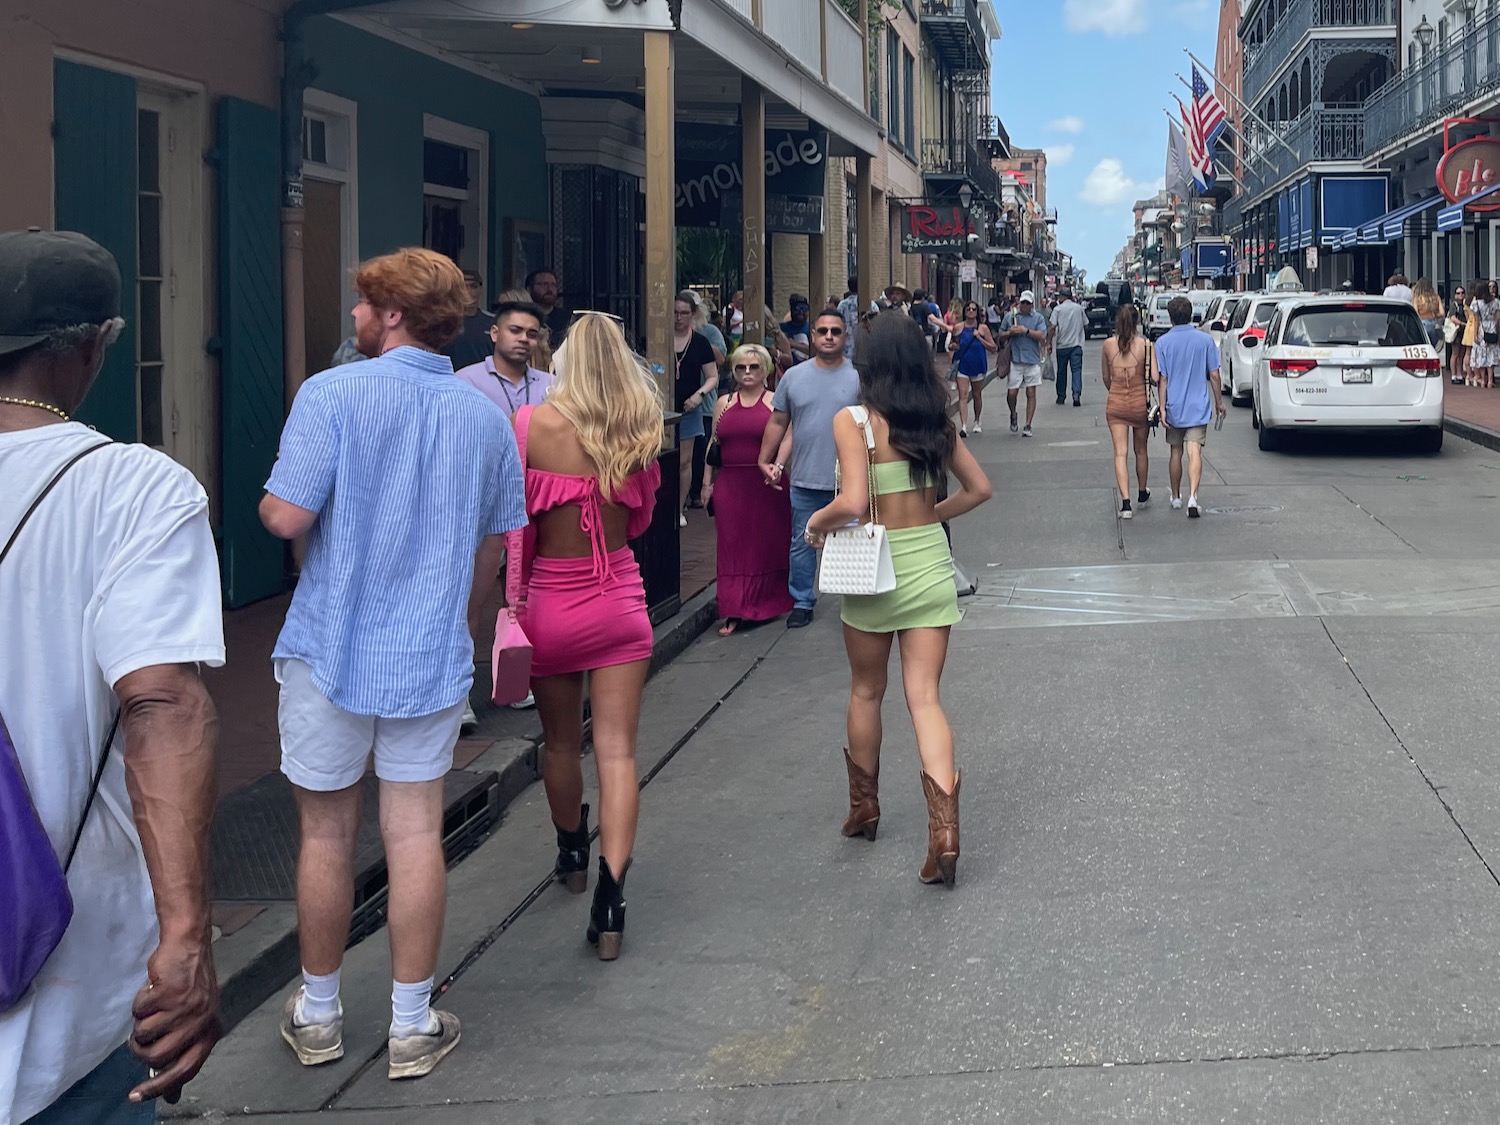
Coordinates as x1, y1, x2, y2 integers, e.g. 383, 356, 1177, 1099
454, 300, 553, 416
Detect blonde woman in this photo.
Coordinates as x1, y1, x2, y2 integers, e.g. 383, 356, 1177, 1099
513, 314, 663, 960
703, 344, 793, 635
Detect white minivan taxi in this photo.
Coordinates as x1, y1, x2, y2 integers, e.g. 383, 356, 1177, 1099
1248, 294, 1445, 453
1146, 291, 1182, 340
1223, 293, 1302, 404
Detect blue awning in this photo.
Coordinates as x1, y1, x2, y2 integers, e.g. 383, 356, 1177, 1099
1334, 194, 1443, 250
1438, 182, 1500, 232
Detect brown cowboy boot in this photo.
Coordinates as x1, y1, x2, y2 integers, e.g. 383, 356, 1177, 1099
840, 748, 881, 840
918, 771, 961, 887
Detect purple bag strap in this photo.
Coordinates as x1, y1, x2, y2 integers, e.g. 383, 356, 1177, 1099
0, 440, 119, 869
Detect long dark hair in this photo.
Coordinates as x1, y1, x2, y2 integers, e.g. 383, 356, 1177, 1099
855, 311, 956, 489
1113, 303, 1138, 352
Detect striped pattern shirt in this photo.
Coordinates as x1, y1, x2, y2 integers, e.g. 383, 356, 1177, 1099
266, 346, 527, 717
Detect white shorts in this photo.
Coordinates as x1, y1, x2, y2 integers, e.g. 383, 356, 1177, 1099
1008, 363, 1043, 389
277, 659, 464, 791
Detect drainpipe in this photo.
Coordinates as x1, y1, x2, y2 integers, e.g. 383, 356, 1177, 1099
279, 0, 388, 409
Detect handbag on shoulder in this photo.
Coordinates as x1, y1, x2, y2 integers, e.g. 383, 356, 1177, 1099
1145, 341, 1162, 429
817, 406, 897, 596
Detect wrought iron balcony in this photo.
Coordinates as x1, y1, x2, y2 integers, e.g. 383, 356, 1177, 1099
1239, 104, 1365, 199
921, 137, 1001, 202
1365, 11, 1500, 155
979, 114, 1011, 159
919, 0, 988, 73
1241, 0, 1394, 102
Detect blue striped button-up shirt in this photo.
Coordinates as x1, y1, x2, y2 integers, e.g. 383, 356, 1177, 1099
266, 346, 527, 717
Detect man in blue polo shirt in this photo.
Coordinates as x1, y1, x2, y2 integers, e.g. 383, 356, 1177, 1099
1153, 295, 1225, 518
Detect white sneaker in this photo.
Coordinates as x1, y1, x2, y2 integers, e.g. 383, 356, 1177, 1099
1022, 426, 1034, 437
972, 421, 982, 434
1187, 496, 1201, 519
460, 702, 478, 732
280, 988, 344, 1067
508, 691, 536, 710
1169, 496, 1183, 510
678, 512, 687, 528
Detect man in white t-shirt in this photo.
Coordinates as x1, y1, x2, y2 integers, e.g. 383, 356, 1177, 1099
1382, 272, 1414, 303
0, 230, 225, 1123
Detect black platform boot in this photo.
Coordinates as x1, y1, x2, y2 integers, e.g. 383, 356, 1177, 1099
554, 803, 591, 894
586, 856, 630, 961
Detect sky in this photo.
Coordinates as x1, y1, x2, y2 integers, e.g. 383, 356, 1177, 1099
989, 0, 1222, 282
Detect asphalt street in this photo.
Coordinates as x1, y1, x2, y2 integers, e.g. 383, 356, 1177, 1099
169, 338, 1500, 1123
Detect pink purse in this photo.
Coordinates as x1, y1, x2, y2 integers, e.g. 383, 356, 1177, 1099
491, 411, 534, 705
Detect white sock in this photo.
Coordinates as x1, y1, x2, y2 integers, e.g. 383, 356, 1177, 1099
390, 977, 437, 1039
300, 968, 341, 1024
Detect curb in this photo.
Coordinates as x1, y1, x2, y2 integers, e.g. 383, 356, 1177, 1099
213, 582, 719, 1032
1444, 413, 1500, 453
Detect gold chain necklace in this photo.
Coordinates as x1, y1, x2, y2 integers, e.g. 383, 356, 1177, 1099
0, 396, 70, 421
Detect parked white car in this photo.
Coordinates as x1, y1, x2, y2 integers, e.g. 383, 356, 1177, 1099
1248, 294, 1445, 453
1146, 291, 1182, 340
1204, 294, 1246, 357
1222, 293, 1302, 405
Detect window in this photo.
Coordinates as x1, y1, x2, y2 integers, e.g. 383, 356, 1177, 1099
902, 49, 915, 154
422, 115, 488, 279
887, 30, 900, 136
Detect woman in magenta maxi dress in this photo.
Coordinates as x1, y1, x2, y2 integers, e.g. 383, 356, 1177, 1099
701, 343, 794, 635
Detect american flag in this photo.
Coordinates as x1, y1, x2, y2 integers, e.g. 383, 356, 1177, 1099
1191, 65, 1228, 147
1175, 96, 1215, 191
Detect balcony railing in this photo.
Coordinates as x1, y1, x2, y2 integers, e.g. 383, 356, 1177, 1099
1240, 104, 1365, 198
1242, 0, 1394, 101
1364, 12, 1500, 154
979, 113, 1011, 158
921, 137, 1001, 202
919, 0, 988, 73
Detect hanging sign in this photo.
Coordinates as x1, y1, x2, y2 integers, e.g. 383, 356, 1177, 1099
1437, 136, 1500, 211
900, 205, 969, 253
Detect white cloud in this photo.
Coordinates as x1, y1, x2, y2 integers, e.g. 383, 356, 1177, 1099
1063, 0, 1148, 35
1043, 143, 1076, 167
1079, 158, 1143, 206
1048, 116, 1084, 134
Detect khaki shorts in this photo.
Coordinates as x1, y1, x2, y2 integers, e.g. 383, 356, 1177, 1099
1008, 363, 1042, 389
277, 659, 464, 791
1165, 424, 1208, 447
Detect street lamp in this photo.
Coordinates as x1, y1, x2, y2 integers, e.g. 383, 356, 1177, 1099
957, 183, 974, 299
1414, 15, 1435, 57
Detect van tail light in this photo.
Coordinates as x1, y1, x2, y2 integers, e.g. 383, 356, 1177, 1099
1268, 358, 1317, 377
1396, 357, 1442, 376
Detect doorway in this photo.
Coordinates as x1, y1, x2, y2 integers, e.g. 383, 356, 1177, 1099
301, 91, 358, 373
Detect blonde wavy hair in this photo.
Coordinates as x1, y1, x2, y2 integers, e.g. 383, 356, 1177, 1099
498, 287, 553, 371
548, 313, 662, 498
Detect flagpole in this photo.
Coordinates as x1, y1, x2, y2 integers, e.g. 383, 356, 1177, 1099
1183, 48, 1301, 160
1173, 72, 1276, 173
1162, 110, 1245, 189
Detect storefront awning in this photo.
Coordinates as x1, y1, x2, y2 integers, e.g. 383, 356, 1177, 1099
1333, 194, 1442, 250
1438, 182, 1500, 232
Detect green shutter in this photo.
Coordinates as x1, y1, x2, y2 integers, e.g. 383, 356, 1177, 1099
53, 60, 138, 440
216, 97, 286, 607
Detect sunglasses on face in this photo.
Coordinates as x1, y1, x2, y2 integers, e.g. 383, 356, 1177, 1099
813, 326, 845, 336
733, 362, 763, 372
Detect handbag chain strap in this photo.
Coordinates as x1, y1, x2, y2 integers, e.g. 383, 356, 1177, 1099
507, 409, 531, 613
849, 405, 880, 526
0, 439, 119, 870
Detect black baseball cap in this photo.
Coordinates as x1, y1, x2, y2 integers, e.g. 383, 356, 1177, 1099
0, 229, 122, 356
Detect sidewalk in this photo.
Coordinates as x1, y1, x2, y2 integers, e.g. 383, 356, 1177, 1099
1444, 381, 1500, 450
201, 511, 719, 1027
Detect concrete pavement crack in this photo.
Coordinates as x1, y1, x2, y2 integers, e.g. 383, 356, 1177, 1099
255, 1039, 1500, 1116
1319, 620, 1500, 892
316, 643, 780, 1111
1329, 485, 1420, 553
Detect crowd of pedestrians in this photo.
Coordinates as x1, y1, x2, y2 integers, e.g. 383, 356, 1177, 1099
1, 224, 1012, 1117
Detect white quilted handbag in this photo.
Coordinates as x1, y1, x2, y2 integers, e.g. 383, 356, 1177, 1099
818, 406, 897, 596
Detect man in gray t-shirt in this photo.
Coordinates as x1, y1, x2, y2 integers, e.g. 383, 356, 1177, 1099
759, 309, 861, 626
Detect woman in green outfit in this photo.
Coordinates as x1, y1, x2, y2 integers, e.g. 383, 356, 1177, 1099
804, 311, 991, 887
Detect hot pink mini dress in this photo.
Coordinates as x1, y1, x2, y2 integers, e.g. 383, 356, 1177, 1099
514, 406, 661, 678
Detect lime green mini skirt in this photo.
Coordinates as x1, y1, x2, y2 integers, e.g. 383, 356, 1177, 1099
840, 523, 961, 634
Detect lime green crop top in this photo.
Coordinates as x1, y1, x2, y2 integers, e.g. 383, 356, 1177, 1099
836, 458, 932, 494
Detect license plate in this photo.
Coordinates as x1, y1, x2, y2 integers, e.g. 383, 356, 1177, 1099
1343, 367, 1372, 384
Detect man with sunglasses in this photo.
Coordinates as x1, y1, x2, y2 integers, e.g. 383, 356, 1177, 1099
781, 294, 813, 365
759, 309, 861, 628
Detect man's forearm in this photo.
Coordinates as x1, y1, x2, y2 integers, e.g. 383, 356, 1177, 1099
118, 665, 218, 945
759, 416, 789, 466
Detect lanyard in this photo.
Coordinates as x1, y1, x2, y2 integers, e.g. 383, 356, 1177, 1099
493, 364, 533, 413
